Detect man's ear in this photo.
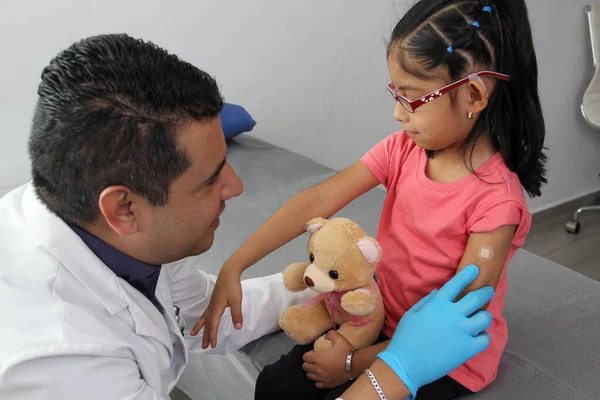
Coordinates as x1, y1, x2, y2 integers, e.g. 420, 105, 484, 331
467, 79, 490, 115
98, 185, 140, 236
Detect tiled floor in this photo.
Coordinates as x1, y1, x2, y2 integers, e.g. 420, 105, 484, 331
523, 191, 600, 281
170, 387, 192, 400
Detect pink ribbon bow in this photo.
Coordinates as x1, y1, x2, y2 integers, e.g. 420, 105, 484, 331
301, 290, 372, 331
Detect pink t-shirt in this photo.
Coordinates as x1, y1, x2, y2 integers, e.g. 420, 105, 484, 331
360, 131, 531, 392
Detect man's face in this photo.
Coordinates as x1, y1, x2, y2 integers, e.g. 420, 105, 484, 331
144, 118, 243, 264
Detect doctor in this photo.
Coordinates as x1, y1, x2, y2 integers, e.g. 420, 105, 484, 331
0, 33, 492, 399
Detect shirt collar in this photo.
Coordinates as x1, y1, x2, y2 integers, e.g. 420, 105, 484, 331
68, 223, 159, 282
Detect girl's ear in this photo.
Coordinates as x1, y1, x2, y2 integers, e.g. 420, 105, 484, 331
467, 80, 490, 115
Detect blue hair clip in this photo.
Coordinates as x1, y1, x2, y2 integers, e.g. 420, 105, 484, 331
447, 45, 454, 54
472, 21, 480, 28
482, 6, 492, 13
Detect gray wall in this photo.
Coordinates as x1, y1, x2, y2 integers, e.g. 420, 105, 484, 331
0, 0, 598, 213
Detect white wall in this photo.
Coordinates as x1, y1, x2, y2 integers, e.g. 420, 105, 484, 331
1, 0, 599, 213
525, 0, 600, 211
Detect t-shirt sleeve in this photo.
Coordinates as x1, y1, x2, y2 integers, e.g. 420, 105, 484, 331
467, 198, 532, 246
360, 131, 413, 188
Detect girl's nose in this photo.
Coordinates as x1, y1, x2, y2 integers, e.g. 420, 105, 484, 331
393, 101, 410, 123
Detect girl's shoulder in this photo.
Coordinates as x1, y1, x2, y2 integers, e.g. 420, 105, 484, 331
483, 154, 528, 202
465, 155, 532, 238
361, 130, 421, 186
372, 130, 420, 164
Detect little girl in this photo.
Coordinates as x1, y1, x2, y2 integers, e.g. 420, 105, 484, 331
193, 0, 546, 399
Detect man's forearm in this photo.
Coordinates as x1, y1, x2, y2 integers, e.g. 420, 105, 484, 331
350, 340, 390, 377
341, 359, 410, 400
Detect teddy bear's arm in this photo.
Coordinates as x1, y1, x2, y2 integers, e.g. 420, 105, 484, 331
282, 262, 310, 292
340, 288, 377, 316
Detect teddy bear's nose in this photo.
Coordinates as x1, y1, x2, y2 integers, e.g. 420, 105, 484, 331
304, 276, 314, 287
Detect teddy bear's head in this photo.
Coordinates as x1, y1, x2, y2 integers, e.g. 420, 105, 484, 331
302, 217, 381, 293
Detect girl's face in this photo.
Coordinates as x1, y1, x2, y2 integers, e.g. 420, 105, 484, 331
386, 54, 480, 152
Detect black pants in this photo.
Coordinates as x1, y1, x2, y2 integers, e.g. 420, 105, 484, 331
254, 334, 472, 400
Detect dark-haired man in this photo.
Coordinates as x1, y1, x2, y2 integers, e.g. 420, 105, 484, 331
0, 33, 312, 398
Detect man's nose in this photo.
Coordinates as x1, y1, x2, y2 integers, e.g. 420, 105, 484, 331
220, 163, 244, 200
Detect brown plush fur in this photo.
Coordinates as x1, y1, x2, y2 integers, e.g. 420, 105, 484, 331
279, 217, 385, 352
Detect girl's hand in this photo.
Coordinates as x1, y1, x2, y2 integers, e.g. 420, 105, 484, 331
190, 265, 243, 349
302, 330, 355, 389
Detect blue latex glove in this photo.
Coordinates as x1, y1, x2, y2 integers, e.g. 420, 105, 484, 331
377, 264, 494, 398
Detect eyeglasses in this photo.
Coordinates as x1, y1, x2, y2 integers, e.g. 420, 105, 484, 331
386, 71, 511, 113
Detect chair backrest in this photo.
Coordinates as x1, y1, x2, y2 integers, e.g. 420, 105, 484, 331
582, 4, 600, 128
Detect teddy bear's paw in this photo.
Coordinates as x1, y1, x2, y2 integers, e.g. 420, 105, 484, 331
314, 335, 333, 352
279, 306, 329, 344
282, 262, 311, 292
341, 289, 377, 316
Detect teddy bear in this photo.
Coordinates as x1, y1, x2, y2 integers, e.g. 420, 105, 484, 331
279, 217, 385, 352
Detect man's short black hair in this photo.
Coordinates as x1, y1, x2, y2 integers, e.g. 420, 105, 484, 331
28, 33, 224, 224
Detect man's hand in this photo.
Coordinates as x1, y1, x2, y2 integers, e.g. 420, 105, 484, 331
302, 330, 354, 389
377, 264, 494, 398
190, 266, 243, 349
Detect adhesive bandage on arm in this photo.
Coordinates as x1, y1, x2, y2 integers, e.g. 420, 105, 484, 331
477, 245, 495, 262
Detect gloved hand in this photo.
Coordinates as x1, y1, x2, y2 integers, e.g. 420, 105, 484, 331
377, 264, 494, 398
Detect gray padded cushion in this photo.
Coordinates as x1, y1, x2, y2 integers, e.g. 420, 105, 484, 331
211, 136, 600, 399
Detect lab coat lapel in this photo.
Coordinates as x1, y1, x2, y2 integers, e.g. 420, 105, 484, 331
22, 183, 175, 354
120, 283, 174, 358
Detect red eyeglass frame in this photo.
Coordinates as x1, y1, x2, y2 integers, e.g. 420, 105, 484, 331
386, 71, 511, 113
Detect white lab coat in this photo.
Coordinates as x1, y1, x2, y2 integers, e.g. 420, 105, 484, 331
0, 183, 311, 399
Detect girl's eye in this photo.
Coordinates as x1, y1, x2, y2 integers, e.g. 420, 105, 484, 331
309, 254, 315, 263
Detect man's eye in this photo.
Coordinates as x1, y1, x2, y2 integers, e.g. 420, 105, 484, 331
206, 174, 220, 186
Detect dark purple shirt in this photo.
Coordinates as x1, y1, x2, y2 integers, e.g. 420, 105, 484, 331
69, 223, 161, 306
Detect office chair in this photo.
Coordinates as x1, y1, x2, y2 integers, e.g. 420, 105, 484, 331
566, 4, 600, 234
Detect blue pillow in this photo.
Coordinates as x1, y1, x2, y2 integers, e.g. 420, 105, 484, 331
219, 103, 256, 140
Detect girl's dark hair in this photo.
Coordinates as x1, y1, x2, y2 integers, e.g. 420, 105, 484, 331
388, 0, 547, 197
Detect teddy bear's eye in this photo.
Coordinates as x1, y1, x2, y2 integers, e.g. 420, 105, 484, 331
309, 254, 315, 263
329, 270, 339, 280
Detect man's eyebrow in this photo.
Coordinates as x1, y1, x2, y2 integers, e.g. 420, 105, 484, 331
203, 157, 227, 184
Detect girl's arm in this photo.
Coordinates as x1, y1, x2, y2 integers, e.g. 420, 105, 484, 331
351, 341, 390, 376
222, 161, 380, 275
301, 336, 391, 389
193, 161, 380, 347
348, 226, 516, 378
340, 359, 411, 400
455, 224, 517, 303
347, 225, 516, 370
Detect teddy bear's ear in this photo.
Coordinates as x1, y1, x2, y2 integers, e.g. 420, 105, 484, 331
356, 237, 382, 264
305, 217, 328, 233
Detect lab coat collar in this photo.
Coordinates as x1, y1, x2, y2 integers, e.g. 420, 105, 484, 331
23, 183, 130, 316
